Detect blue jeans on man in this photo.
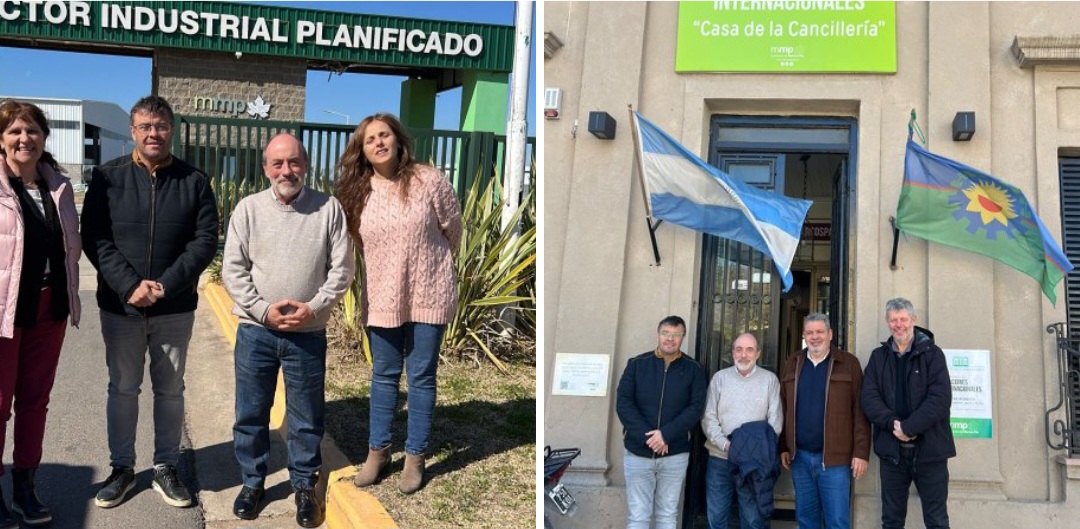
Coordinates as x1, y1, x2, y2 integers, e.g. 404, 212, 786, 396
624, 449, 689, 529
367, 323, 444, 455
233, 324, 326, 491
706, 455, 765, 529
102, 311, 195, 468
879, 444, 950, 529
790, 450, 851, 529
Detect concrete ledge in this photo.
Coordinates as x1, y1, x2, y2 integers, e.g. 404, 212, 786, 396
203, 282, 398, 529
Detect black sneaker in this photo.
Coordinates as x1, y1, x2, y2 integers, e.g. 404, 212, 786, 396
151, 465, 192, 508
94, 466, 135, 508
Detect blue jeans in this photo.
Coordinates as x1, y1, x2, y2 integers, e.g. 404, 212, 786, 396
233, 324, 326, 490
706, 456, 764, 529
790, 450, 851, 529
367, 323, 444, 455
101, 310, 194, 468
624, 449, 689, 529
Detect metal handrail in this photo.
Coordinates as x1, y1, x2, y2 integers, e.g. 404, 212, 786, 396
1046, 322, 1080, 455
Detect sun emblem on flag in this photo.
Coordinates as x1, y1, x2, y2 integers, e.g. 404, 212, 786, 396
947, 177, 1027, 239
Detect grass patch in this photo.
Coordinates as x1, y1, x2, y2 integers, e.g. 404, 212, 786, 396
325, 355, 536, 529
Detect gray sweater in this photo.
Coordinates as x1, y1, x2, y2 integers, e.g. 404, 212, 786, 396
223, 187, 355, 332
701, 365, 783, 459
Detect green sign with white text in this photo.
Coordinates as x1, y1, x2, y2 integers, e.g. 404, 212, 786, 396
676, 1, 896, 73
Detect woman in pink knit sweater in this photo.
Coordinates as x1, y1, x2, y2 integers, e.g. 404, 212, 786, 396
336, 113, 462, 495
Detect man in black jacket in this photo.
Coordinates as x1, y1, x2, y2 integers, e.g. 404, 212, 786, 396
82, 96, 218, 510
861, 298, 955, 529
616, 315, 707, 529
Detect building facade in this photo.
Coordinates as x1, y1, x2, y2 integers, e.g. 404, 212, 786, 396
2, 96, 133, 184
544, 2, 1080, 528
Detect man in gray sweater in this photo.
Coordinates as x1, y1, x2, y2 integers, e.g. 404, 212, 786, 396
222, 133, 354, 528
701, 333, 782, 529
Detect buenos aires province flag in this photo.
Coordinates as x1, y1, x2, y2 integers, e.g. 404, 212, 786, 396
632, 111, 812, 291
897, 139, 1074, 305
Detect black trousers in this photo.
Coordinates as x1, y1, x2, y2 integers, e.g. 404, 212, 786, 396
879, 445, 950, 529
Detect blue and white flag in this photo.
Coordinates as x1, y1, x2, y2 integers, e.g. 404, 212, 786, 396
632, 111, 812, 291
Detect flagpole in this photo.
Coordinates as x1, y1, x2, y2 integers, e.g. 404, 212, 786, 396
889, 216, 900, 270
629, 104, 663, 265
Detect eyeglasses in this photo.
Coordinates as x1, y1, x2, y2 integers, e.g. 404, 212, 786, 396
660, 331, 685, 339
133, 123, 172, 133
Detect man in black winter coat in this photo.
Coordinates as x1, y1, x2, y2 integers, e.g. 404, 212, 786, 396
861, 298, 956, 529
82, 96, 218, 511
616, 315, 707, 529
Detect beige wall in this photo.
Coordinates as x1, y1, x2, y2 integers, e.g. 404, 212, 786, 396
544, 2, 1080, 527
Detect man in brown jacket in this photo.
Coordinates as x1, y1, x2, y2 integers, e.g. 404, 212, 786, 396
779, 313, 870, 529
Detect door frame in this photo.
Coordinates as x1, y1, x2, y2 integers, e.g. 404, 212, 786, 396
682, 115, 858, 529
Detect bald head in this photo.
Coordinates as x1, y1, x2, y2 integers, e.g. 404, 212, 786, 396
262, 133, 308, 166
262, 133, 308, 204
732, 333, 760, 375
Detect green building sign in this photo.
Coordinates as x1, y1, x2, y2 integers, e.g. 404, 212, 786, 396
676, 1, 896, 73
0, 0, 513, 71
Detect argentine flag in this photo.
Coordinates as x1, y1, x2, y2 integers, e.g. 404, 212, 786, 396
633, 111, 812, 291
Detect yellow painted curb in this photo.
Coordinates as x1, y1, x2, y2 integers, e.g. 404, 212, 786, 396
202, 281, 399, 529
327, 467, 400, 529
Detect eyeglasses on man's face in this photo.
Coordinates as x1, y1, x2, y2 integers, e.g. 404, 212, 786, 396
660, 331, 685, 339
133, 123, 173, 134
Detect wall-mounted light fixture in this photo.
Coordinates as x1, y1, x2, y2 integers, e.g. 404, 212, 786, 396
952, 111, 975, 141
588, 111, 616, 140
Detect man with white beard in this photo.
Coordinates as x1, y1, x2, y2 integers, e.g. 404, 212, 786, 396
222, 133, 354, 528
778, 313, 870, 529
701, 333, 781, 529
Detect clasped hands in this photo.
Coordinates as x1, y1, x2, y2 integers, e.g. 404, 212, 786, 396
127, 280, 164, 308
265, 299, 314, 331
892, 419, 914, 442
645, 429, 669, 456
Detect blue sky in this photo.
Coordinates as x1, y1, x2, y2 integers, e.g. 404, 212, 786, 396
0, 1, 535, 135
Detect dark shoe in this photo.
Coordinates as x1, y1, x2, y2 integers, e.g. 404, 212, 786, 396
0, 483, 18, 529
353, 445, 390, 487
294, 488, 324, 528
95, 466, 136, 508
11, 468, 52, 526
232, 486, 264, 520
152, 465, 192, 508
399, 453, 426, 494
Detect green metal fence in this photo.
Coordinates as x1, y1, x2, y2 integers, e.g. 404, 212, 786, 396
171, 115, 535, 237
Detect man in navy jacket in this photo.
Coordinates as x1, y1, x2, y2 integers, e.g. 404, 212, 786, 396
862, 298, 955, 529
83, 96, 218, 511
616, 315, 707, 529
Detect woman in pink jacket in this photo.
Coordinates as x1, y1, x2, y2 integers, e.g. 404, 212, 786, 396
0, 99, 81, 528
336, 113, 462, 495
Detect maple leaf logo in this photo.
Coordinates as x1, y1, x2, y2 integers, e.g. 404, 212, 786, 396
247, 96, 271, 119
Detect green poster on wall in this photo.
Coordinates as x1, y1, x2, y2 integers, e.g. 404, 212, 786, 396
676, 1, 896, 73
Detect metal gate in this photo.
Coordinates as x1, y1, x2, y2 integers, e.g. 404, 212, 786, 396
170, 115, 535, 237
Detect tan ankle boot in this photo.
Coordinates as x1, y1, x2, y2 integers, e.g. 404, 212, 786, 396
399, 453, 426, 494
353, 446, 391, 488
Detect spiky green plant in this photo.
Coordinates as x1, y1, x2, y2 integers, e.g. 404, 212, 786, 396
338, 249, 372, 364
443, 175, 537, 372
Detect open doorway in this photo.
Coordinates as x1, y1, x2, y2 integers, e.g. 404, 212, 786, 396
684, 115, 856, 529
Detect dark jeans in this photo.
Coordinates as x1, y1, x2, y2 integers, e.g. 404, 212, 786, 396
705, 456, 764, 529
367, 323, 445, 456
233, 324, 326, 491
879, 444, 950, 529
